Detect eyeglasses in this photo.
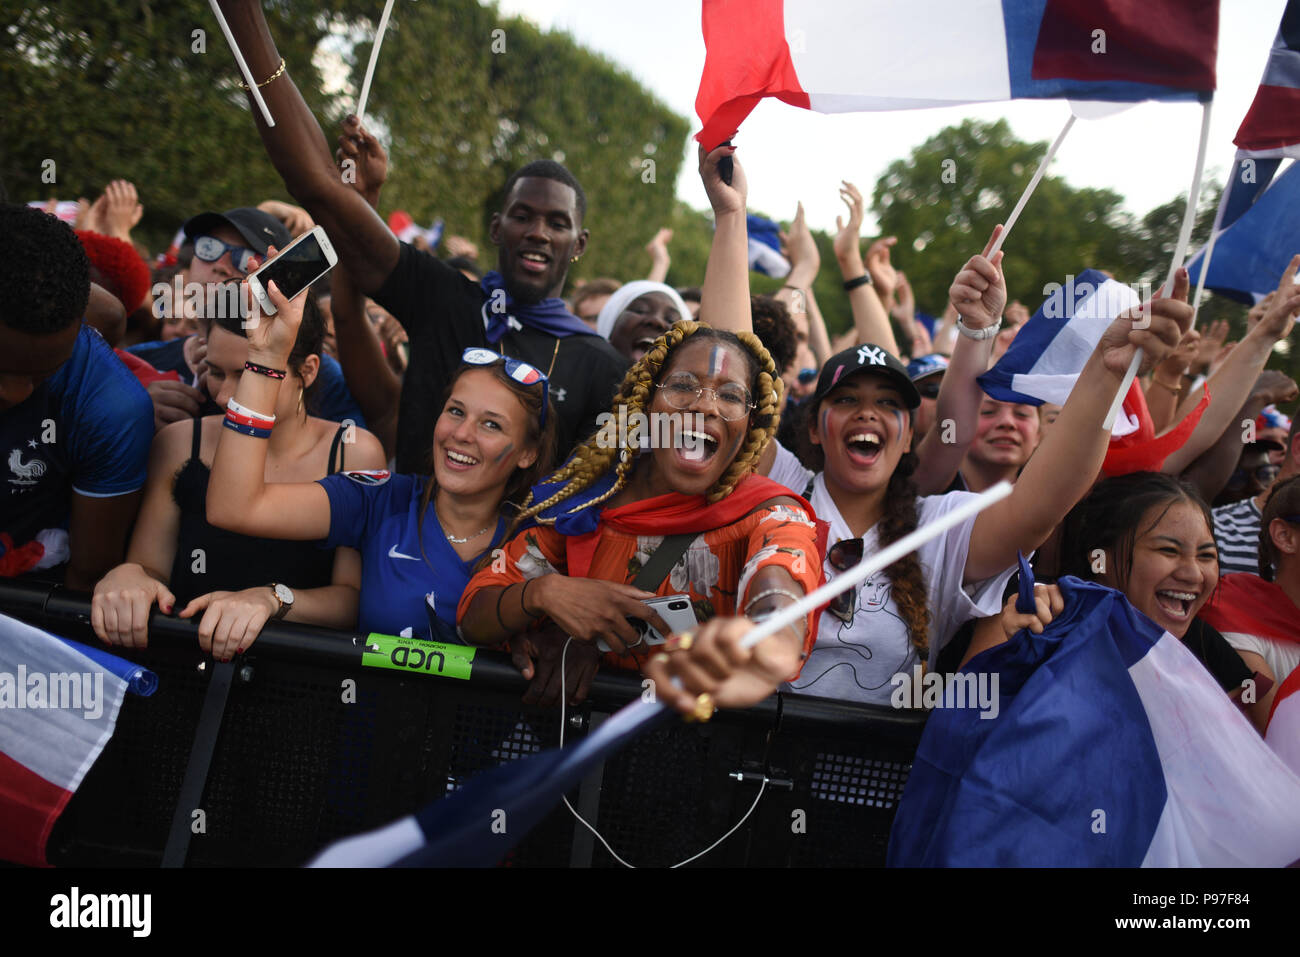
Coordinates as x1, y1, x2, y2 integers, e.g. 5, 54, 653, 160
827, 537, 866, 622
656, 372, 754, 421
193, 235, 258, 274
461, 347, 550, 428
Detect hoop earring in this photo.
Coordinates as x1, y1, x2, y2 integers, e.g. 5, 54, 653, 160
570, 255, 580, 264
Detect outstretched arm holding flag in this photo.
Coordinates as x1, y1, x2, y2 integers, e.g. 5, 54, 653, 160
214, 0, 399, 294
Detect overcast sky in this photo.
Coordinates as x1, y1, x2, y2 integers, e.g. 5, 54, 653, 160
494, 0, 1288, 235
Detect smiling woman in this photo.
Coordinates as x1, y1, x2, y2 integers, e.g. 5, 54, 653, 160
457, 319, 826, 711
594, 281, 692, 362
204, 278, 556, 642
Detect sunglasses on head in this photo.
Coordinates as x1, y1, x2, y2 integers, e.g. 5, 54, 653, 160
797, 368, 819, 385
193, 235, 258, 273
826, 537, 866, 622
461, 347, 550, 428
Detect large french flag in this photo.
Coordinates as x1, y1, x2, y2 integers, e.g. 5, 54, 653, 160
0, 614, 157, 867
1266, 668, 1300, 776
888, 576, 1300, 867
695, 0, 1218, 146
977, 269, 1209, 475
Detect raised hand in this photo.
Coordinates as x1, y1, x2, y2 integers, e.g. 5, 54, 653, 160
1251, 369, 1299, 408
1247, 291, 1276, 331
242, 250, 304, 367
1192, 318, 1229, 374
779, 202, 820, 284
257, 199, 314, 237
997, 583, 1065, 641
698, 142, 746, 218
893, 271, 916, 323
100, 179, 144, 240
1098, 268, 1193, 377
337, 114, 389, 203
1252, 254, 1300, 342
833, 181, 867, 267
865, 236, 900, 305
948, 225, 1006, 330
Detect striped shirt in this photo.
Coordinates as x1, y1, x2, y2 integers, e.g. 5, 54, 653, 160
1213, 498, 1262, 576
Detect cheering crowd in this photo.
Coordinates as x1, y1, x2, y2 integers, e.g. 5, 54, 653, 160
4, 2, 1300, 787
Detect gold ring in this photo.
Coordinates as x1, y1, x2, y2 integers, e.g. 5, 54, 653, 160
686, 692, 715, 723
665, 631, 695, 652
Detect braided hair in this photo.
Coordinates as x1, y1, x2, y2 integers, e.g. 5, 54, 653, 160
514, 320, 783, 529
796, 397, 930, 662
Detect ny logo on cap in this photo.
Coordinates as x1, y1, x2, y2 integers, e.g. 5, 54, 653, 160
857, 345, 886, 366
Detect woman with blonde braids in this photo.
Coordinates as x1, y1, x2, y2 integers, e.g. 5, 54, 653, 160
629, 144, 1199, 716
458, 316, 825, 708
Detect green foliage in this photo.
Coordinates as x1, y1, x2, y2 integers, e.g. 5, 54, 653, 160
1, 0, 689, 286
0, 1, 332, 253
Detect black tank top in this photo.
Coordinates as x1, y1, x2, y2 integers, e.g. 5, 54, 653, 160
168, 417, 347, 605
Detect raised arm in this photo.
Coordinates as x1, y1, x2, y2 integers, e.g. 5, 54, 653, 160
214, 0, 397, 292
832, 183, 899, 356
205, 278, 333, 540
776, 203, 833, 365
697, 143, 751, 335
913, 226, 1005, 495
965, 270, 1195, 582
645, 228, 673, 283
1160, 255, 1300, 476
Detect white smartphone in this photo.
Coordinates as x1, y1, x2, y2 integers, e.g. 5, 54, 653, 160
596, 594, 699, 653
246, 225, 337, 315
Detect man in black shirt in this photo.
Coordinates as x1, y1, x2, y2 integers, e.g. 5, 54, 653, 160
215, 1, 628, 472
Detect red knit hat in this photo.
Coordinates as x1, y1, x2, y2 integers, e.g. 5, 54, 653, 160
75, 230, 151, 312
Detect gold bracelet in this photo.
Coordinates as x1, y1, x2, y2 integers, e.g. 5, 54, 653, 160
1152, 374, 1183, 394
238, 57, 286, 91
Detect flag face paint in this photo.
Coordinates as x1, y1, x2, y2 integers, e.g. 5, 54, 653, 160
709, 345, 726, 378
890, 408, 905, 444
493, 443, 514, 465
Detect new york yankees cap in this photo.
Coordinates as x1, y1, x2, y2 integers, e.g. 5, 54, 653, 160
810, 343, 921, 410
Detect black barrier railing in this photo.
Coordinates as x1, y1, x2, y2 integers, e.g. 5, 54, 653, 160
0, 579, 927, 867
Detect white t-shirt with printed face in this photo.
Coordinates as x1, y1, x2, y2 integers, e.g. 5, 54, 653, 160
784, 473, 1016, 705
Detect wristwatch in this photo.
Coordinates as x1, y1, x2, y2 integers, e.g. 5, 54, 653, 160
268, 582, 295, 620
956, 315, 1001, 341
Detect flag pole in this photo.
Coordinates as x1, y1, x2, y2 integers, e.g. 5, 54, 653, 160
740, 482, 1013, 650
356, 0, 397, 127
207, 0, 275, 128
1190, 166, 1233, 321
988, 114, 1076, 257
1103, 99, 1214, 431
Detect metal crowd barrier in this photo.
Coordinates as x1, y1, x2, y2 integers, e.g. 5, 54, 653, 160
0, 580, 927, 868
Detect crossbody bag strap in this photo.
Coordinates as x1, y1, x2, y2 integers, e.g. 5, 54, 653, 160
632, 532, 698, 592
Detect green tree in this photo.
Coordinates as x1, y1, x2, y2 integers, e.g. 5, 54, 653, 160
871, 119, 1132, 315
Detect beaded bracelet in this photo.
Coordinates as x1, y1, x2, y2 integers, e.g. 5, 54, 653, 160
245, 360, 286, 380
222, 417, 272, 439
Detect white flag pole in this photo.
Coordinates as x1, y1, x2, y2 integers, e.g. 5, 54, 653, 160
1190, 169, 1233, 320
988, 114, 1076, 257
740, 482, 1013, 650
1102, 99, 1214, 431
207, 0, 275, 128
356, 0, 397, 127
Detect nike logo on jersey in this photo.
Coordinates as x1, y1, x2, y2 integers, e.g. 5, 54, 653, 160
388, 545, 421, 561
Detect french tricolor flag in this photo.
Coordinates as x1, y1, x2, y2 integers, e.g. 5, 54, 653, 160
889, 576, 1300, 867
0, 614, 157, 867
695, 0, 1218, 146
978, 269, 1209, 475
1266, 668, 1300, 777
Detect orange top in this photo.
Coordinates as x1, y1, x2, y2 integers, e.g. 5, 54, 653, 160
459, 496, 824, 673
